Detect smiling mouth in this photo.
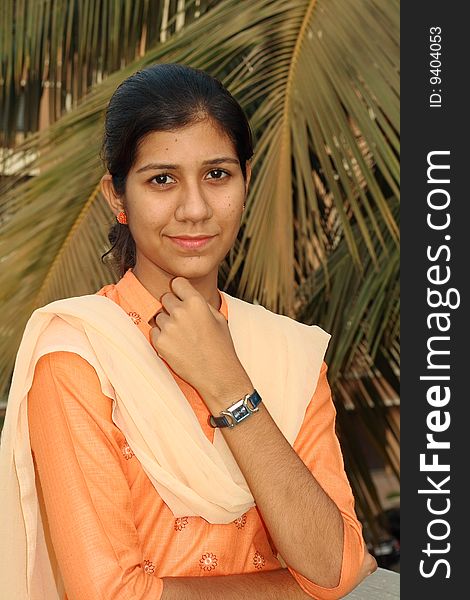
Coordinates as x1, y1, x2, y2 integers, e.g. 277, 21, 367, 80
167, 235, 217, 250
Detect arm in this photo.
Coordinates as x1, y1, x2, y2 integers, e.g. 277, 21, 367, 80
201, 362, 375, 599
28, 351, 165, 600
287, 364, 377, 598
147, 279, 373, 598
161, 568, 312, 599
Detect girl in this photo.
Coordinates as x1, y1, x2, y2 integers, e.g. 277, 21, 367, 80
0, 63, 375, 599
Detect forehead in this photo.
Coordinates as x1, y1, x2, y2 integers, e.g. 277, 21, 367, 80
134, 120, 236, 167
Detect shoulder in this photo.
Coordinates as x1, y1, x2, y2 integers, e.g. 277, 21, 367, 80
34, 350, 98, 379
222, 292, 330, 342
30, 351, 113, 415
33, 290, 125, 327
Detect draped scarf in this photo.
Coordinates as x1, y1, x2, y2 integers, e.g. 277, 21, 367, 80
0, 291, 330, 599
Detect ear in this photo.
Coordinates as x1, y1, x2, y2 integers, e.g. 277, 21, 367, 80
244, 160, 252, 196
100, 172, 124, 217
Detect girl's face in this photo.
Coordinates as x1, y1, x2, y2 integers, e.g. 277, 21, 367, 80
103, 119, 251, 291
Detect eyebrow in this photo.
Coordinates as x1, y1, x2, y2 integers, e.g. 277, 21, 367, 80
136, 157, 240, 173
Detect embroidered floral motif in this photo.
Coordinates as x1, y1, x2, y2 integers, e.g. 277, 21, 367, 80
128, 311, 142, 325
121, 443, 134, 460
199, 552, 218, 571
253, 551, 266, 570
233, 513, 247, 529
174, 517, 189, 531
143, 559, 155, 574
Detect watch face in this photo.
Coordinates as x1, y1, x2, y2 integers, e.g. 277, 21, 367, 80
231, 403, 250, 422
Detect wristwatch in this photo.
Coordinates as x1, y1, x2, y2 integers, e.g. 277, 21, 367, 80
208, 390, 262, 428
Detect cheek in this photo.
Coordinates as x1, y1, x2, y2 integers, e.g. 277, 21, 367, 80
222, 189, 244, 213
130, 204, 170, 231
220, 200, 243, 238
219, 202, 240, 227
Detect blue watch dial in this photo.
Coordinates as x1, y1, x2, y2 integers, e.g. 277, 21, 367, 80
209, 390, 262, 428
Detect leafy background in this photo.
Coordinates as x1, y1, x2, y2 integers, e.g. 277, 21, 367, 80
1, 0, 399, 545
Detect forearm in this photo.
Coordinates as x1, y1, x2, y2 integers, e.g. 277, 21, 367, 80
204, 377, 344, 589
224, 404, 343, 587
161, 568, 312, 599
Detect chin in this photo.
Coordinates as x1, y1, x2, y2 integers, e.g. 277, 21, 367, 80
164, 260, 218, 281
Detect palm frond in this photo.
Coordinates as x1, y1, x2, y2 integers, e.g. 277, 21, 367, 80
222, 0, 399, 313
1, 0, 400, 539
1, 0, 399, 388
295, 200, 400, 525
0, 0, 217, 145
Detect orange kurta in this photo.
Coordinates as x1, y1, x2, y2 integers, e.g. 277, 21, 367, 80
27, 269, 364, 599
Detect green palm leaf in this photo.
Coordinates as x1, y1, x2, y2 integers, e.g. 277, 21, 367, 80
1, 0, 400, 538
0, 0, 215, 144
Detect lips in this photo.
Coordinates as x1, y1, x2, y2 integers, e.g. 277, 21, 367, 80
167, 235, 217, 250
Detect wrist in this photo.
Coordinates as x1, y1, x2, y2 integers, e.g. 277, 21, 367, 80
202, 372, 254, 413
208, 389, 262, 429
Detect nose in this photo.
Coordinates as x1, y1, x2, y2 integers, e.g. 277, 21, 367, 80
174, 180, 212, 222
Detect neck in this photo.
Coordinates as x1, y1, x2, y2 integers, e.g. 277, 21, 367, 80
131, 262, 221, 312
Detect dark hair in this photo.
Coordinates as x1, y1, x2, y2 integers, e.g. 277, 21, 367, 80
100, 63, 254, 278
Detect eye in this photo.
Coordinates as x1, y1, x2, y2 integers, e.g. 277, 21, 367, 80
206, 169, 229, 180
150, 173, 176, 186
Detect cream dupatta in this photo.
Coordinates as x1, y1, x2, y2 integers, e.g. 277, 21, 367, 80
0, 291, 330, 599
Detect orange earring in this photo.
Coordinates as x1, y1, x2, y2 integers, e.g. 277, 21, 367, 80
117, 211, 128, 224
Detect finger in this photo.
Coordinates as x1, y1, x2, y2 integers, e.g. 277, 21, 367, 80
149, 328, 166, 360
170, 276, 201, 301
149, 326, 159, 349
154, 311, 171, 330
159, 291, 183, 314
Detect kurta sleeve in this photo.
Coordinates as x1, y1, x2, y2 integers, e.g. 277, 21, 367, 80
27, 350, 164, 600
287, 362, 366, 600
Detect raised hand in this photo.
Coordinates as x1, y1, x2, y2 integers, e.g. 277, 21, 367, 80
149, 277, 253, 409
